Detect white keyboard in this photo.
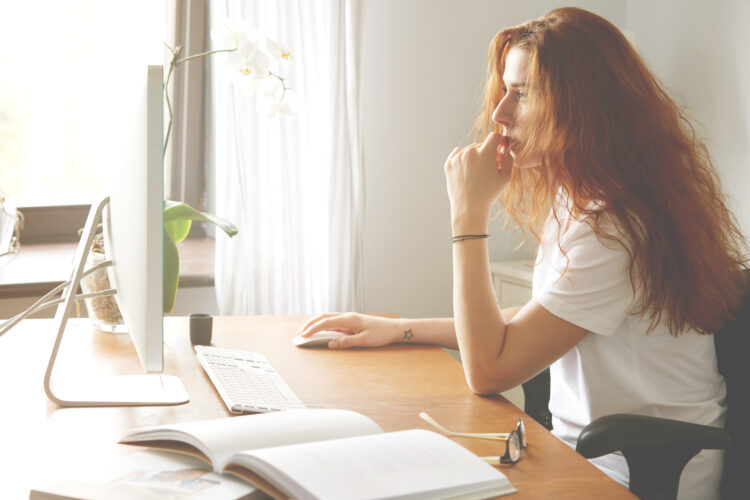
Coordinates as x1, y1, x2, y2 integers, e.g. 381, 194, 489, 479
194, 345, 306, 413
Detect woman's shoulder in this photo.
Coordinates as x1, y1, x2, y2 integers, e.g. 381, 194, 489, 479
547, 195, 629, 250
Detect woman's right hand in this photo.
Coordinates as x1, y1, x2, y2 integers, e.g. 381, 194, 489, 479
296, 313, 402, 349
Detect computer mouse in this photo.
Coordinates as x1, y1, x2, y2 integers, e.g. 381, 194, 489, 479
292, 330, 346, 348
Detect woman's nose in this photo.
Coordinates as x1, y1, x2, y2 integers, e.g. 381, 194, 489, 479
492, 97, 513, 129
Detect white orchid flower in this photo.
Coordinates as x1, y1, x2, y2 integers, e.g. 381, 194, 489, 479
275, 90, 298, 116
258, 86, 298, 118
263, 37, 292, 77
210, 18, 270, 85
230, 45, 272, 81
217, 36, 274, 95
210, 18, 260, 51
264, 37, 292, 63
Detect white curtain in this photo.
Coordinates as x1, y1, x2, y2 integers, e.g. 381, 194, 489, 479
207, 0, 365, 314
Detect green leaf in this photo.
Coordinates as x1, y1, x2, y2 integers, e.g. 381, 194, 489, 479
163, 227, 180, 314
164, 200, 238, 243
162, 200, 238, 312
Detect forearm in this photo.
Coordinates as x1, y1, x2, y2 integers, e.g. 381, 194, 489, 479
451, 221, 508, 393
394, 317, 458, 350
392, 306, 520, 351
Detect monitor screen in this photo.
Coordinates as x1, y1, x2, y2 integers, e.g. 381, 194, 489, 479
103, 65, 164, 373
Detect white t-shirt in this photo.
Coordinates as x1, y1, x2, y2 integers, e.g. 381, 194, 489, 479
532, 200, 726, 500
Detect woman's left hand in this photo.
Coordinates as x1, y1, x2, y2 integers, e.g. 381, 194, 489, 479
444, 131, 513, 228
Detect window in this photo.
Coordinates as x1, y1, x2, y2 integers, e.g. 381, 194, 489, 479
0, 1, 165, 205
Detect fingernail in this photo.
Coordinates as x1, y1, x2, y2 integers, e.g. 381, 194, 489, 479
328, 341, 338, 348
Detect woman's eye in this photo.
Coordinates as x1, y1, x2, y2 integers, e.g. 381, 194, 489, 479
502, 86, 527, 100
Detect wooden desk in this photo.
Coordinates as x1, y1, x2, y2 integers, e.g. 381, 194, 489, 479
0, 317, 634, 499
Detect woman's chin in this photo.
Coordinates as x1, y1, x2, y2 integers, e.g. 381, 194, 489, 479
510, 152, 541, 169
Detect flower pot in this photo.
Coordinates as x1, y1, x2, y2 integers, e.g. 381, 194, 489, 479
80, 250, 127, 333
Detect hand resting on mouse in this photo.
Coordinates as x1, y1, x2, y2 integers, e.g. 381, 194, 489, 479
294, 313, 402, 349
292, 330, 345, 348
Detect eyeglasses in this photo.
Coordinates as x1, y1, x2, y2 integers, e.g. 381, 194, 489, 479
495, 421, 526, 465
419, 412, 527, 465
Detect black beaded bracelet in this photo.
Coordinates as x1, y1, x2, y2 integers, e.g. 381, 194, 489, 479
451, 234, 489, 243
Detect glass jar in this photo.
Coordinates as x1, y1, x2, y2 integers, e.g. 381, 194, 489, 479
80, 249, 127, 333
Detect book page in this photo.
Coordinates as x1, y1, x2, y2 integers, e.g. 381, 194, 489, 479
120, 409, 383, 472
30, 450, 260, 500
226, 429, 515, 500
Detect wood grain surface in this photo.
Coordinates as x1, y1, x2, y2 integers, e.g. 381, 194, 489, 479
0, 316, 634, 499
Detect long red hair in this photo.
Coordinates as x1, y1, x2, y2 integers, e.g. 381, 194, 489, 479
476, 7, 748, 335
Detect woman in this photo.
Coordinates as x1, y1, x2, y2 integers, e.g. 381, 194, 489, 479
297, 7, 747, 499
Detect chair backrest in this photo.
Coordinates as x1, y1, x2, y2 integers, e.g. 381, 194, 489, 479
713, 268, 750, 500
521, 368, 552, 430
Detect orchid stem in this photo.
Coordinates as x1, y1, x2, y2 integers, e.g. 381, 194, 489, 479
161, 39, 291, 157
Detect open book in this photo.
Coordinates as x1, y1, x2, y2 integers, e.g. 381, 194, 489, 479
120, 409, 516, 500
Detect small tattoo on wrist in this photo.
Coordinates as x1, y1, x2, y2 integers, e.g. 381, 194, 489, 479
403, 329, 414, 341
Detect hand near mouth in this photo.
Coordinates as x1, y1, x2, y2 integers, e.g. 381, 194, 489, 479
444, 132, 513, 225
497, 136, 513, 170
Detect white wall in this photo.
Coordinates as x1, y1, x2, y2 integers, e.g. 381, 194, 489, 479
626, 0, 750, 236
361, 0, 628, 317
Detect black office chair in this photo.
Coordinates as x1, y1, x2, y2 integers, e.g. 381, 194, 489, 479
521, 268, 749, 500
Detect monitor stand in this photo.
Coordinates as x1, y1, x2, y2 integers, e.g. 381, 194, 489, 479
43, 196, 189, 407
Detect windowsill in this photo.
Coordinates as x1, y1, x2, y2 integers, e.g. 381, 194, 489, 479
0, 237, 214, 299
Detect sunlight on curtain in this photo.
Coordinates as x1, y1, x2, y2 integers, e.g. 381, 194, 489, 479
208, 0, 364, 314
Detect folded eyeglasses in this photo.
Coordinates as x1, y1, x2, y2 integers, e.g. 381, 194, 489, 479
420, 412, 527, 465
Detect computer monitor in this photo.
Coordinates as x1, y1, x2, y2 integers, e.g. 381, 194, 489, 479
43, 65, 189, 406
103, 64, 165, 374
